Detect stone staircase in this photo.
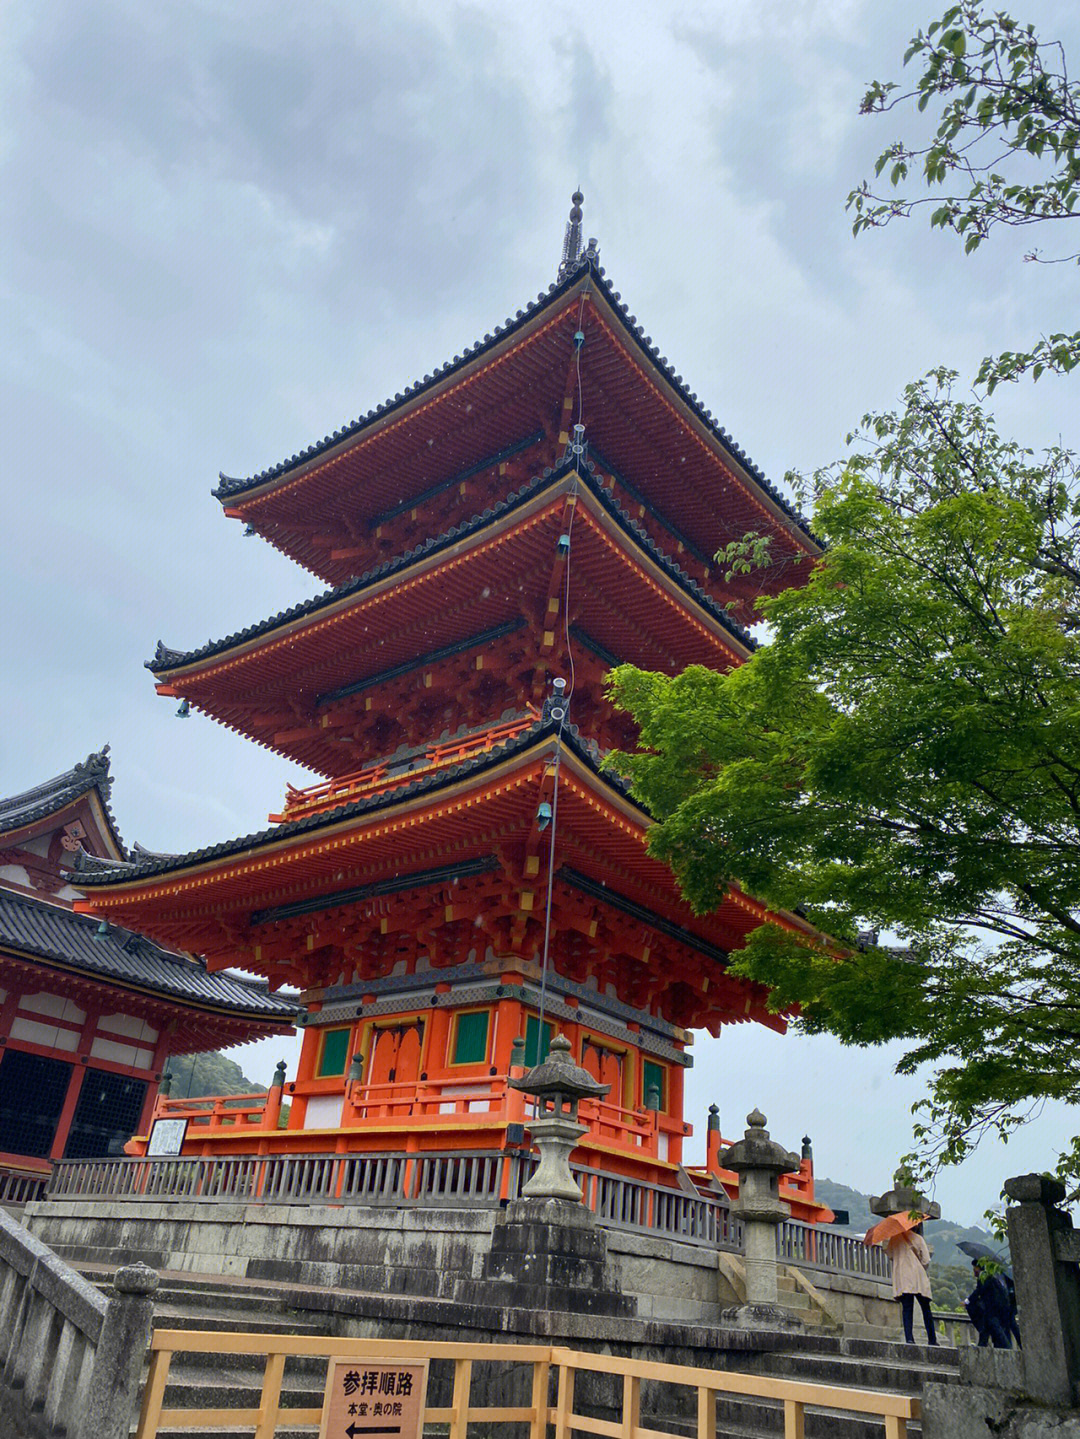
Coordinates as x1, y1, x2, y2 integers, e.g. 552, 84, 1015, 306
717, 1332, 960, 1437
79, 1265, 959, 1439
80, 1266, 331, 1439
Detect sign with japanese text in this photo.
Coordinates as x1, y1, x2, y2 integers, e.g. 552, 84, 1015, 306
319, 1358, 428, 1439
146, 1117, 188, 1157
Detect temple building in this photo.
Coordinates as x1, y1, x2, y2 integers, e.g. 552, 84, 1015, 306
0, 747, 296, 1200
71, 197, 829, 1221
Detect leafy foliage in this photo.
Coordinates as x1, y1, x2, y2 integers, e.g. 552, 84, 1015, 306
608, 372, 1080, 1181
849, 1, 1080, 389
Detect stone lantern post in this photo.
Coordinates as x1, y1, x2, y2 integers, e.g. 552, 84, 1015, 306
720, 1109, 801, 1321
476, 1032, 635, 1317
508, 1033, 608, 1202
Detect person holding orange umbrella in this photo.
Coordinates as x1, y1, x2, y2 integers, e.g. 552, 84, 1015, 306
865, 1211, 938, 1346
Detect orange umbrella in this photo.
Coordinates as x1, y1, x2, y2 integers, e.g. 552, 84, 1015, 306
864, 1211, 926, 1247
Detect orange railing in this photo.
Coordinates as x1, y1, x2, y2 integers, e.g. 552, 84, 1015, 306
134, 1089, 285, 1146
270, 710, 541, 822
132, 1073, 677, 1162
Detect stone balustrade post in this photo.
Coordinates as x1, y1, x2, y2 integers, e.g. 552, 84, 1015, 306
79, 1262, 158, 1439
921, 1172, 1080, 1434
1004, 1173, 1080, 1407
719, 1109, 801, 1324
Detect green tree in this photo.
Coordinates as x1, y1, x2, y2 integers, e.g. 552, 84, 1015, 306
849, 0, 1080, 389
607, 371, 1080, 1180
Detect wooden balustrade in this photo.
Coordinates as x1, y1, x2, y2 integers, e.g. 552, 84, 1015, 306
0, 1162, 50, 1206
273, 711, 541, 821
134, 1332, 920, 1439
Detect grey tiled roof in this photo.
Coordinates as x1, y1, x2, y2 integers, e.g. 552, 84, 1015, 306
212, 252, 815, 545
0, 889, 297, 1018
72, 703, 639, 888
151, 459, 754, 675
0, 747, 122, 846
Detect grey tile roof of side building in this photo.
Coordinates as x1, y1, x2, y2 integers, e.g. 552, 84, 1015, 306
71, 703, 641, 888
0, 889, 297, 1018
213, 249, 817, 547
150, 458, 754, 675
0, 747, 123, 846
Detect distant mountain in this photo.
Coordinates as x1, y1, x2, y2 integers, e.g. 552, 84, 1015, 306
814, 1177, 1007, 1271
164, 1050, 266, 1098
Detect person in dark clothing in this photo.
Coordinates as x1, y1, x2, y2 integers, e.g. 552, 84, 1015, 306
965, 1260, 1013, 1347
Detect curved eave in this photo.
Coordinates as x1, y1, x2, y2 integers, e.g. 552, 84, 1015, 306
215, 259, 819, 557
151, 466, 752, 696
0, 762, 125, 858
0, 945, 296, 1030
70, 723, 819, 960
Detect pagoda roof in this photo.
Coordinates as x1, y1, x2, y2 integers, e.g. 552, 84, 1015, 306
72, 703, 626, 888
0, 747, 123, 852
69, 704, 813, 1032
212, 252, 819, 582
0, 888, 297, 1021
151, 459, 750, 677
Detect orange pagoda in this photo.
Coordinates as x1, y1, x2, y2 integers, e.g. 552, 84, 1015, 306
73, 197, 827, 1220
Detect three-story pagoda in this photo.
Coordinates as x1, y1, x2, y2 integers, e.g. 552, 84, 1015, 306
74, 198, 827, 1218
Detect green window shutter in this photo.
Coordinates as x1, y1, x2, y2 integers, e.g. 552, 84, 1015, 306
642, 1059, 666, 1111
524, 1016, 553, 1067
452, 1010, 490, 1065
318, 1028, 351, 1078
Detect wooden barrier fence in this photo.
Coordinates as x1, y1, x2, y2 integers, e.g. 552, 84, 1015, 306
136, 1332, 921, 1439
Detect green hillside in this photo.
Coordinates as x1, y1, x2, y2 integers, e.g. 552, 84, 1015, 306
814, 1176, 1006, 1268
164, 1050, 266, 1098
815, 1176, 1007, 1311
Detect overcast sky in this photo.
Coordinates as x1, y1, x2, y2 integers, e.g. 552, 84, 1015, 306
3, 0, 1078, 1225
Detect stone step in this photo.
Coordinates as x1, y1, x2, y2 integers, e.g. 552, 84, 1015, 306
165, 1349, 331, 1380
155, 1375, 326, 1408
80, 1261, 299, 1303
91, 1282, 297, 1321
153, 1429, 317, 1439
150, 1310, 331, 1335
750, 1349, 952, 1394
713, 1406, 921, 1439
778, 1333, 959, 1362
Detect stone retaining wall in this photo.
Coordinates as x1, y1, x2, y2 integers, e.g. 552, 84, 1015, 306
24, 1195, 900, 1330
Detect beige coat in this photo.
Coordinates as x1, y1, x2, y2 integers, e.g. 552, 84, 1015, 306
888, 1231, 931, 1298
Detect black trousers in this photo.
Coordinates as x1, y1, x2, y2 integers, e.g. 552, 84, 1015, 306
900, 1292, 937, 1345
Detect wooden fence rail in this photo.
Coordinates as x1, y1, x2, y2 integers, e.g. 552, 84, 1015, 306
136, 1331, 921, 1439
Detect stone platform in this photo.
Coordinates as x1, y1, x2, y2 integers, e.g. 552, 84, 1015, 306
24, 1193, 904, 1332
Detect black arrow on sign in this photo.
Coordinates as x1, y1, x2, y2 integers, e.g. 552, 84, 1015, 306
346, 1427, 402, 1437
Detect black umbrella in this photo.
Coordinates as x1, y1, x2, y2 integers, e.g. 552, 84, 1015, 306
958, 1240, 1009, 1267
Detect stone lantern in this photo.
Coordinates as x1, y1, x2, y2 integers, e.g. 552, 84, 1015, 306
478, 1032, 634, 1317
869, 1168, 941, 1220
720, 1109, 801, 1318
508, 1033, 609, 1202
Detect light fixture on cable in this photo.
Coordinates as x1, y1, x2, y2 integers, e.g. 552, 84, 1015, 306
550, 676, 567, 724
570, 423, 586, 457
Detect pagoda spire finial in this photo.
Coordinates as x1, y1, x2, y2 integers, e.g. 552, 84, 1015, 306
558, 190, 585, 281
